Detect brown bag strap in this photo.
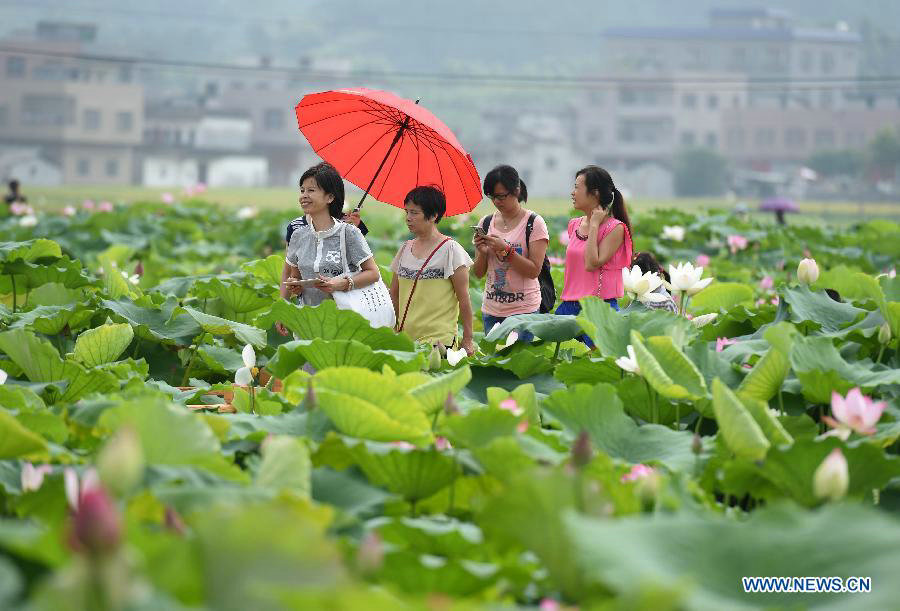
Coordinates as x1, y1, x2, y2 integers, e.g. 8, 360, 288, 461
397, 238, 451, 332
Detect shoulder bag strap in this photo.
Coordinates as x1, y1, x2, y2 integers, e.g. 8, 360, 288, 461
397, 237, 451, 332
524, 213, 536, 249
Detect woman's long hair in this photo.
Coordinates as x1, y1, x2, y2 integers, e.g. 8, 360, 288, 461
483, 164, 528, 202
576, 165, 631, 235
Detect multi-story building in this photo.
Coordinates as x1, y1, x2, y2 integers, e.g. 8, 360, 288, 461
0, 22, 143, 185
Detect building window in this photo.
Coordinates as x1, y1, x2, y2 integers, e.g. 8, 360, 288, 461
116, 111, 133, 132
755, 128, 776, 147
22, 94, 76, 126
800, 50, 813, 73
83, 109, 101, 130
6, 56, 25, 77
705, 132, 718, 148
730, 47, 747, 68
707, 95, 718, 109
77, 158, 90, 176
821, 52, 835, 74
682, 93, 697, 109
619, 89, 637, 106
785, 128, 807, 149
681, 131, 695, 146
814, 130, 835, 148
264, 108, 284, 130
117, 66, 132, 83
105, 159, 118, 177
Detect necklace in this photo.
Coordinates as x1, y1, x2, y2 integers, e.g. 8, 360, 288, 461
500, 209, 524, 231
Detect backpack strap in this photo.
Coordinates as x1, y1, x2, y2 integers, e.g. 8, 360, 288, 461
524, 213, 536, 250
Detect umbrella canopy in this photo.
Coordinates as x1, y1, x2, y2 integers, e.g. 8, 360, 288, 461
759, 197, 799, 213
295, 88, 482, 217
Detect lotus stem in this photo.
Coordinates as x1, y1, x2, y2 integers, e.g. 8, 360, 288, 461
876, 344, 886, 364
777, 390, 785, 416
9, 274, 15, 313
553, 341, 561, 361
673, 403, 680, 431
250, 385, 256, 415
180, 342, 201, 387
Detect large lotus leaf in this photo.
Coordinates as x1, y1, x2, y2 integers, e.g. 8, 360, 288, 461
258, 299, 414, 351
0, 409, 47, 458
782, 285, 866, 333
542, 383, 697, 472
200, 278, 272, 314
566, 502, 900, 611
179, 306, 266, 348
814, 266, 886, 308
630, 331, 707, 402
98, 256, 140, 300
73, 322, 134, 367
736, 347, 790, 402
442, 407, 520, 448
1, 256, 92, 291
553, 356, 622, 386
711, 378, 770, 461
790, 336, 900, 403
242, 254, 284, 285
311, 467, 396, 515
255, 436, 311, 500
370, 516, 483, 558
0, 329, 119, 403
24, 283, 84, 308
616, 375, 683, 425
0, 385, 45, 411
196, 344, 244, 375
486, 383, 539, 423
479, 345, 555, 379
688, 282, 755, 314
101, 296, 202, 346
341, 439, 457, 502
149, 274, 216, 298
739, 395, 793, 446
314, 367, 433, 446
266, 338, 425, 378
99, 396, 247, 482
8, 304, 93, 335
0, 239, 61, 264
578, 297, 696, 358
471, 436, 538, 482
375, 550, 498, 597
886, 301, 900, 339
408, 366, 472, 414
483, 313, 584, 343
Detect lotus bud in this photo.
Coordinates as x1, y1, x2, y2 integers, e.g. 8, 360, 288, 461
164, 505, 187, 536
878, 322, 891, 345
303, 379, 317, 410
572, 431, 592, 468
692, 433, 703, 455
356, 531, 384, 575
813, 448, 849, 502
97, 426, 144, 497
427, 344, 442, 371
134, 260, 144, 277
797, 258, 819, 285
68, 488, 122, 555
443, 392, 459, 415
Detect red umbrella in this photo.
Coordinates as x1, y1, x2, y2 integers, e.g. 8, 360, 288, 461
295, 88, 482, 216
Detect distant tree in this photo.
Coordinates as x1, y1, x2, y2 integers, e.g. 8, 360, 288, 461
866, 128, 900, 179
673, 148, 729, 196
807, 150, 865, 178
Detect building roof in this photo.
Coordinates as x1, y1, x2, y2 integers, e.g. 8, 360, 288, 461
604, 26, 860, 43
709, 7, 792, 19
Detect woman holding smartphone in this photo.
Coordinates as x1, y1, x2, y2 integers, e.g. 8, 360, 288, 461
472, 165, 549, 340
275, 162, 381, 336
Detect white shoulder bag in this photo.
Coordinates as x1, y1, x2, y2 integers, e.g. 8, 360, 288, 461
331, 223, 396, 328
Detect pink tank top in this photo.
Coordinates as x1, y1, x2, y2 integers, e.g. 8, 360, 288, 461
560, 217, 633, 301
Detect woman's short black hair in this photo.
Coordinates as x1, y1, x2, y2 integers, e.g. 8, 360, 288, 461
404, 185, 446, 223
299, 162, 345, 218
483, 164, 527, 202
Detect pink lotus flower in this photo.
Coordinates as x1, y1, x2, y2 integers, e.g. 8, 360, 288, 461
716, 337, 738, 352
21, 463, 52, 493
161, 192, 174, 204
97, 201, 114, 212
727, 234, 748, 254
68, 487, 121, 555
558, 229, 570, 246
548, 256, 565, 266
10, 202, 32, 215
499, 398, 523, 417
621, 463, 655, 483
771, 296, 779, 306
82, 199, 95, 211
756, 298, 766, 307
695, 254, 711, 267
389, 441, 417, 450
516, 420, 529, 434
62, 205, 76, 217
759, 275, 774, 291
64, 467, 101, 510
435, 436, 452, 451
823, 387, 886, 440
539, 599, 560, 611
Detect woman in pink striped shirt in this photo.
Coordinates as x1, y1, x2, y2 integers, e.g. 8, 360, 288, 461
556, 165, 633, 347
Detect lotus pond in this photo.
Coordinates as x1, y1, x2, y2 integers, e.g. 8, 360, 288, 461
1, 200, 899, 610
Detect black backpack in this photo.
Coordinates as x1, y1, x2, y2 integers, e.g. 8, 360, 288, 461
481, 213, 556, 313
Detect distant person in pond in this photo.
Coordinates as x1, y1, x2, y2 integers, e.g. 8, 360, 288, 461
557, 165, 633, 347
473, 165, 550, 343
390, 185, 475, 356
625, 251, 678, 313
275, 162, 380, 336
4, 179, 26, 208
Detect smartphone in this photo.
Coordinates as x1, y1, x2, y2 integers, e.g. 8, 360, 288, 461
472, 225, 487, 237
285, 278, 318, 288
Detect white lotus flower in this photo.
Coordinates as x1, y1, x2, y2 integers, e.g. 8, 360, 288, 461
622, 266, 668, 304
666, 262, 713, 296
504, 331, 519, 347
446, 347, 467, 367
661, 225, 685, 242
236, 206, 258, 219
21, 463, 52, 493
691, 313, 718, 327
797, 258, 819, 285
615, 345, 641, 375
235, 367, 253, 385
0, 368, 6, 385
241, 344, 256, 369
19, 214, 38, 227
120, 270, 139, 285
62, 205, 77, 217
813, 448, 848, 502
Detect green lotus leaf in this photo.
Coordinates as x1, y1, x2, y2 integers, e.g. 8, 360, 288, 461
255, 436, 311, 500
790, 336, 900, 403
688, 282, 755, 314
578, 297, 696, 358
73, 322, 135, 367
101, 296, 202, 346
483, 313, 584, 343
0, 409, 47, 458
265, 338, 425, 378
8, 304, 94, 335
782, 285, 867, 333
178, 306, 266, 348
630, 331, 707, 402
711, 378, 770, 461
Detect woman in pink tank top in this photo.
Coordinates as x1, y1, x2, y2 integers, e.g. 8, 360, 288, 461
556, 165, 633, 347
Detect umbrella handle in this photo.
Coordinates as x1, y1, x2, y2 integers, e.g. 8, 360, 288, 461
355, 100, 419, 213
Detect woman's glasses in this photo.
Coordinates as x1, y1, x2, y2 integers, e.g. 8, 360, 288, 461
488, 191, 512, 202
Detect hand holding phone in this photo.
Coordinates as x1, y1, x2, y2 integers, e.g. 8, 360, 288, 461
285, 278, 318, 288
472, 225, 487, 237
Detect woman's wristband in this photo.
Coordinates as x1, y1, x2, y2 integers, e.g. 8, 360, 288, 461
346, 275, 354, 291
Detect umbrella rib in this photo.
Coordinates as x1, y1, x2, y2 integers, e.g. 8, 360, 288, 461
312, 117, 393, 154
297, 107, 393, 129
343, 121, 406, 177
373, 129, 408, 200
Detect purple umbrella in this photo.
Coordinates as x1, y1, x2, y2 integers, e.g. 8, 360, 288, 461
760, 197, 799, 225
